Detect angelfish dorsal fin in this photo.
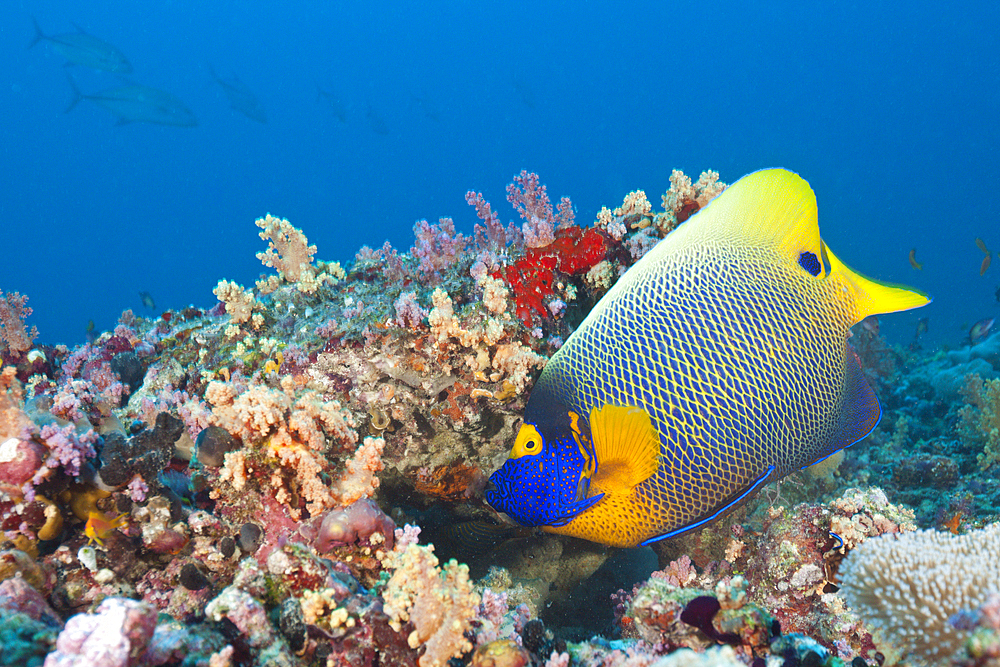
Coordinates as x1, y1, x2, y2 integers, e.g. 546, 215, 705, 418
589, 404, 660, 495
687, 168, 822, 270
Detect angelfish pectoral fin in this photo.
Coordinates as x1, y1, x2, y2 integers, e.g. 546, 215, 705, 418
549, 492, 605, 527
589, 404, 661, 495
639, 465, 776, 546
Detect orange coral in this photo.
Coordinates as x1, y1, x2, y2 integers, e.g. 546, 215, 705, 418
212, 279, 260, 326
205, 379, 360, 517
1, 366, 33, 439
658, 170, 727, 233
256, 213, 317, 284
0, 292, 38, 354
383, 543, 480, 667
413, 462, 482, 502
330, 436, 385, 506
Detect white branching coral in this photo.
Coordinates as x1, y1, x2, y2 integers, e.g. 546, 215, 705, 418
256, 213, 317, 284
839, 522, 1000, 664
213, 279, 260, 326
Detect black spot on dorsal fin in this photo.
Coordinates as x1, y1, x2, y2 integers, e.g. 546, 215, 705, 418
799, 251, 821, 276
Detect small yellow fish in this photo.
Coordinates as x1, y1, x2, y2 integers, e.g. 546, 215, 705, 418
85, 511, 126, 546
908, 248, 923, 270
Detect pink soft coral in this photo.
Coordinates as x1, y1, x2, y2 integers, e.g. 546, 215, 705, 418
505, 171, 574, 248
0, 291, 38, 355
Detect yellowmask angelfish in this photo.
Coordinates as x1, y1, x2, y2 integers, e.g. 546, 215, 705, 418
485, 169, 930, 548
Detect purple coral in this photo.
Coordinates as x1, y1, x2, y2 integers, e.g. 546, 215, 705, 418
45, 597, 158, 667
393, 291, 428, 328
38, 423, 98, 478
411, 217, 469, 279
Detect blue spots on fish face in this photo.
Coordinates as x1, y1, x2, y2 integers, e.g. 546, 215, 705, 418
798, 251, 821, 276
485, 422, 602, 527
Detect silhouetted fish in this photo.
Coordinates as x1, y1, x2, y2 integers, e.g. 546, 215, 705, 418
30, 18, 132, 73
433, 518, 529, 562
209, 66, 267, 124
317, 84, 347, 123
976, 238, 993, 276
970, 318, 995, 345
914, 316, 929, 341
365, 104, 390, 135
66, 75, 197, 127
512, 76, 536, 109
410, 91, 441, 121
139, 291, 156, 310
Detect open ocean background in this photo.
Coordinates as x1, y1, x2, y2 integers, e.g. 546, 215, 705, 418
3, 1, 998, 349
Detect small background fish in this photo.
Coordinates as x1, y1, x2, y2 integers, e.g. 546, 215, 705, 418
976, 238, 992, 276
65, 75, 197, 127
210, 66, 267, 124
30, 18, 132, 73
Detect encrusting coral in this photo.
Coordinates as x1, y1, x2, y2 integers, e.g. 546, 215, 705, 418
958, 373, 1000, 469
839, 523, 1000, 665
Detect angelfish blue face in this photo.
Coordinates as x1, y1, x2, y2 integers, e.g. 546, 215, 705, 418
485, 417, 603, 527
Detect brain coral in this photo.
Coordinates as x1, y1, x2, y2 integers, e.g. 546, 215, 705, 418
839, 522, 1000, 664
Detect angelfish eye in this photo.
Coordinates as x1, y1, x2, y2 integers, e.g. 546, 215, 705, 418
524, 440, 538, 450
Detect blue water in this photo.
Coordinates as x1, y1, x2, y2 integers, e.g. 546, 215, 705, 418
3, 1, 998, 348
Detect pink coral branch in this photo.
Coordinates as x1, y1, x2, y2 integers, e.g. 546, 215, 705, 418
0, 291, 38, 354
411, 217, 468, 278
505, 171, 570, 248
506, 170, 550, 224
467, 190, 520, 254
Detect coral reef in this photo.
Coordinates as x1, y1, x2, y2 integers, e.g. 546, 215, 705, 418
3, 168, 997, 666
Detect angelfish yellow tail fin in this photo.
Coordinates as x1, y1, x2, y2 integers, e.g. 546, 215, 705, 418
824, 243, 931, 322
